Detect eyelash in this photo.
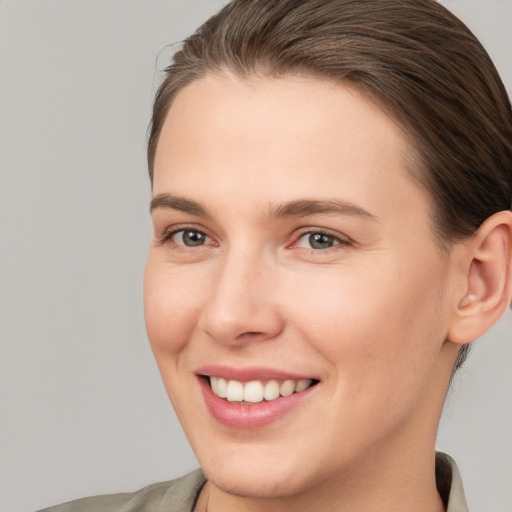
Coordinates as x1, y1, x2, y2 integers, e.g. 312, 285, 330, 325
159, 226, 351, 253
158, 227, 213, 248
291, 228, 351, 252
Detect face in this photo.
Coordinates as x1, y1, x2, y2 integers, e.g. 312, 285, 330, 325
144, 74, 459, 500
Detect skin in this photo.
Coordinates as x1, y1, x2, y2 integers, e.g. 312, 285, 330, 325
144, 74, 468, 512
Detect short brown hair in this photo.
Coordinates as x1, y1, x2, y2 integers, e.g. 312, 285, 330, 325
147, 0, 512, 369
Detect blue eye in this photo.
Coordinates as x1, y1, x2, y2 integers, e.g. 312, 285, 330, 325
169, 229, 211, 247
296, 231, 342, 250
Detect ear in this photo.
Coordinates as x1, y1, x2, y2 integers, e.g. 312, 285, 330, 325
447, 210, 512, 345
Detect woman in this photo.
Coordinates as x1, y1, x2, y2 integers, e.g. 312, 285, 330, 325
40, 0, 512, 510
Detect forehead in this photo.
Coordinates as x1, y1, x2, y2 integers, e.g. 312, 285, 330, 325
153, 73, 431, 226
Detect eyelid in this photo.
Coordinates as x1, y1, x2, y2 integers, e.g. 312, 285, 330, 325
156, 224, 351, 251
290, 227, 354, 245
157, 224, 215, 247
287, 227, 355, 259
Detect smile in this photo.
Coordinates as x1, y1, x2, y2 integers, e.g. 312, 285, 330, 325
209, 376, 314, 403
196, 368, 319, 428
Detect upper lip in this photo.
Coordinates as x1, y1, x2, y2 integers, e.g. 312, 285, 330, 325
195, 365, 318, 382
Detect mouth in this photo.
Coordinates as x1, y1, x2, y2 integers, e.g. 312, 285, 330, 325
206, 376, 318, 403
195, 367, 319, 428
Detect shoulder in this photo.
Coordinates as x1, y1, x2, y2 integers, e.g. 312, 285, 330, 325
36, 469, 207, 512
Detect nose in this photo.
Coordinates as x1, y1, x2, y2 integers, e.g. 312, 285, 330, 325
198, 253, 284, 347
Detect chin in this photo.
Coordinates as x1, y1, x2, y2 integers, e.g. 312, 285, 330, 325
194, 440, 332, 501
203, 463, 311, 499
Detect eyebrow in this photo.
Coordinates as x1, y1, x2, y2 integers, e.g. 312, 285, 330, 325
268, 199, 377, 221
150, 193, 208, 216
150, 193, 377, 221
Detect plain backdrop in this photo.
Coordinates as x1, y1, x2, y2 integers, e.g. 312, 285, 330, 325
0, 1, 511, 511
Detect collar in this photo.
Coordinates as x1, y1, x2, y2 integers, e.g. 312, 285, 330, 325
436, 452, 469, 512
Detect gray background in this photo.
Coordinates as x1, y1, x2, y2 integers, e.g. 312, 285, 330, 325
0, 1, 510, 511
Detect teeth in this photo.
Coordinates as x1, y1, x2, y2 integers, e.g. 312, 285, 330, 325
279, 380, 295, 397
209, 377, 314, 403
226, 380, 244, 402
210, 376, 227, 398
264, 380, 280, 401
243, 381, 264, 403
295, 379, 312, 392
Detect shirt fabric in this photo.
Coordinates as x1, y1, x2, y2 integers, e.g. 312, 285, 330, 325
37, 452, 468, 512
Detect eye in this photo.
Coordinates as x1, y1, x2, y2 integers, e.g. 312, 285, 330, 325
164, 228, 212, 247
294, 230, 347, 250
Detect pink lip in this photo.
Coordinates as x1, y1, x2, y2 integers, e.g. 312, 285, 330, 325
196, 365, 316, 383
195, 366, 318, 429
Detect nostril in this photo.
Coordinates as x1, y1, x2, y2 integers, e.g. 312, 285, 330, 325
234, 331, 274, 343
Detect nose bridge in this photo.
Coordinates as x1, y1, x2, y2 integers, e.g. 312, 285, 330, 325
199, 246, 283, 345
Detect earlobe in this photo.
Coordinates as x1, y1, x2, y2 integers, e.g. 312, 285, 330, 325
448, 210, 512, 345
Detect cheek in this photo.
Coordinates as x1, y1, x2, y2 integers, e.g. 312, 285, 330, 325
286, 257, 447, 387
143, 261, 208, 426
143, 259, 204, 357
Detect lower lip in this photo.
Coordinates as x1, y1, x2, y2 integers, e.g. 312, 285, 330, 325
198, 377, 316, 429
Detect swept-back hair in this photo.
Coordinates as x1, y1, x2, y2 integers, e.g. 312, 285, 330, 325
148, 0, 512, 369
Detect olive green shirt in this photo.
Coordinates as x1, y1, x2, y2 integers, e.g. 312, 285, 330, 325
37, 453, 468, 512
